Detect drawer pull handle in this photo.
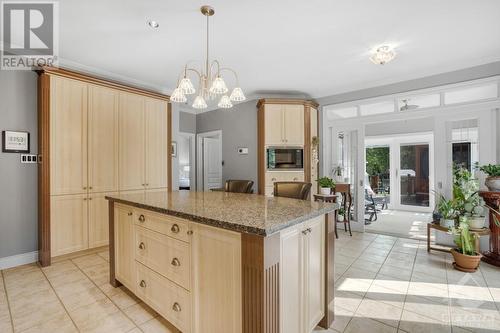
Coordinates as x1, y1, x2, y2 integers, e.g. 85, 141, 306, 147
307, 227, 312, 233
128, 212, 133, 216
139, 280, 146, 288
171, 258, 180, 267
172, 302, 182, 312
138, 214, 145, 223
271, 178, 276, 182
187, 230, 193, 235
139, 242, 146, 250
171, 224, 180, 233
293, 177, 298, 181
302, 229, 308, 235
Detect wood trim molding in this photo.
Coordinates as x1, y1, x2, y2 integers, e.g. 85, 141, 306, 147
318, 212, 335, 328
167, 103, 173, 191
257, 103, 265, 195
256, 98, 319, 109
37, 66, 170, 101
38, 73, 51, 267
241, 232, 280, 333
108, 201, 121, 287
304, 106, 312, 186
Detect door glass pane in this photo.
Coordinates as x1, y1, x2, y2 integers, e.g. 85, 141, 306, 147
400, 144, 430, 207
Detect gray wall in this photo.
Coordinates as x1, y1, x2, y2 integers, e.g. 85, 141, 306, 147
196, 100, 258, 190
0, 71, 38, 258
179, 111, 196, 134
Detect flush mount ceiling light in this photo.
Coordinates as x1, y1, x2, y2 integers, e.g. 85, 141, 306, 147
170, 5, 246, 110
370, 45, 396, 65
148, 20, 159, 29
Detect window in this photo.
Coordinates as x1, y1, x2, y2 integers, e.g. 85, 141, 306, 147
325, 106, 358, 120
398, 94, 440, 111
444, 83, 498, 105
359, 101, 394, 116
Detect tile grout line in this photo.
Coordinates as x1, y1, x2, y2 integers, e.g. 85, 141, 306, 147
395, 240, 420, 332
479, 264, 500, 313
39, 264, 82, 333
1, 270, 15, 333
69, 257, 148, 332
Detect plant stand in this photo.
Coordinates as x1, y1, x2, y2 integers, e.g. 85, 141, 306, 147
479, 191, 500, 267
427, 221, 489, 253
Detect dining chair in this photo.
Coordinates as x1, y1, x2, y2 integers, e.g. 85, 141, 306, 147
224, 179, 254, 194
273, 182, 312, 201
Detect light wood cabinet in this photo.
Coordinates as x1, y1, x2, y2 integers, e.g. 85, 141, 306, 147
145, 98, 168, 189
88, 192, 117, 248
50, 76, 88, 195
119, 93, 146, 191
280, 215, 325, 333
191, 223, 242, 333
264, 104, 304, 146
114, 204, 136, 291
88, 85, 119, 193
50, 194, 88, 256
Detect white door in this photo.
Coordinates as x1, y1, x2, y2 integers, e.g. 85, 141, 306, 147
203, 137, 222, 191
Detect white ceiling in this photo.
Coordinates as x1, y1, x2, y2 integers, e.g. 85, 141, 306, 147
58, 0, 500, 101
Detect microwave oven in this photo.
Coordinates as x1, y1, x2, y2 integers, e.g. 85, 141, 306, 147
267, 147, 304, 170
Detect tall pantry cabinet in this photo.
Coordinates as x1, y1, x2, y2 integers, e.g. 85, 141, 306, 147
38, 68, 171, 266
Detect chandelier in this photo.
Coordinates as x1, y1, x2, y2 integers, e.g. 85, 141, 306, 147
170, 5, 246, 110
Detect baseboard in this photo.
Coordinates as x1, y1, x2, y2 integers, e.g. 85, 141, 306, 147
0, 251, 38, 270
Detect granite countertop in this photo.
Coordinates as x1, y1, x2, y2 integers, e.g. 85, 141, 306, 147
106, 190, 338, 236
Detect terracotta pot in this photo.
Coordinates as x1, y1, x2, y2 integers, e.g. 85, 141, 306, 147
451, 248, 481, 271
485, 176, 500, 192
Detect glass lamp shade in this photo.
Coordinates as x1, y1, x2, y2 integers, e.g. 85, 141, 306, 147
229, 87, 246, 102
369, 46, 396, 65
179, 77, 195, 95
170, 88, 187, 103
209, 76, 228, 94
192, 95, 208, 109
218, 95, 233, 109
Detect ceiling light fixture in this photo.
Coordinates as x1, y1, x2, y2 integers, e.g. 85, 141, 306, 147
148, 20, 160, 29
170, 5, 245, 110
370, 45, 396, 65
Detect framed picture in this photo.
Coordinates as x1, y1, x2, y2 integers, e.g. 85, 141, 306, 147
2, 131, 30, 153
171, 141, 177, 157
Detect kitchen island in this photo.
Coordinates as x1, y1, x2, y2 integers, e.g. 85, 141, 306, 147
106, 190, 338, 333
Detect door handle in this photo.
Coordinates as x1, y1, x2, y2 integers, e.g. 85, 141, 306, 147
172, 302, 182, 312
138, 214, 145, 223
138, 242, 146, 250
171, 224, 180, 233
139, 280, 146, 288
171, 258, 181, 267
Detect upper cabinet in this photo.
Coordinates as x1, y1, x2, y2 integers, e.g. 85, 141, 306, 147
88, 85, 119, 193
50, 76, 88, 195
264, 104, 304, 146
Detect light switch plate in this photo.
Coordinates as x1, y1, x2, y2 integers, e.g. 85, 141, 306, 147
237, 147, 248, 155
20, 154, 37, 164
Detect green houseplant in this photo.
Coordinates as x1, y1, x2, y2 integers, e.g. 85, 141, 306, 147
479, 164, 500, 191
317, 177, 335, 195
449, 217, 481, 272
436, 193, 457, 228
453, 166, 485, 229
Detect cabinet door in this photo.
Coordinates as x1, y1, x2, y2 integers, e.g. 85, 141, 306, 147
145, 98, 168, 189
280, 226, 303, 333
114, 204, 136, 290
283, 104, 304, 146
119, 93, 145, 191
88, 85, 119, 193
88, 192, 117, 248
264, 104, 284, 146
51, 194, 88, 256
50, 76, 88, 195
305, 216, 325, 331
191, 223, 242, 333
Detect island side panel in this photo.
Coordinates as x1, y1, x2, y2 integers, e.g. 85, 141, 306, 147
319, 212, 335, 328
241, 232, 280, 333
108, 200, 120, 287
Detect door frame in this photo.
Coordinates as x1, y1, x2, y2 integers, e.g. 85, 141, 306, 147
196, 130, 222, 191
178, 132, 196, 191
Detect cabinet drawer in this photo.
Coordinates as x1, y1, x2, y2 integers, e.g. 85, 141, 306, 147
134, 209, 190, 243
265, 172, 304, 186
135, 225, 191, 290
136, 262, 191, 333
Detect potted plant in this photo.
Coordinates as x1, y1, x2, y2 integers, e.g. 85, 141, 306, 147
449, 217, 481, 272
317, 177, 335, 195
436, 193, 457, 228
332, 164, 343, 183
479, 164, 500, 191
453, 166, 486, 229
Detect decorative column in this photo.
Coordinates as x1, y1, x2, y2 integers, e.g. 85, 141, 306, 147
479, 191, 500, 267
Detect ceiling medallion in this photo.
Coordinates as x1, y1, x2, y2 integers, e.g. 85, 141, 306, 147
370, 45, 396, 65
170, 5, 246, 110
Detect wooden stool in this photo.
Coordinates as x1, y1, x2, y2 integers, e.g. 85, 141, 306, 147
333, 184, 352, 237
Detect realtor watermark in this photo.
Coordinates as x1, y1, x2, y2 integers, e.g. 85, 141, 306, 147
1, 1, 58, 70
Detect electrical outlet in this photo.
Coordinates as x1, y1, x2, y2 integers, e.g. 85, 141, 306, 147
20, 154, 37, 164
237, 147, 248, 155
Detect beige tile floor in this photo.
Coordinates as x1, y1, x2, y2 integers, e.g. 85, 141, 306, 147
1, 232, 500, 333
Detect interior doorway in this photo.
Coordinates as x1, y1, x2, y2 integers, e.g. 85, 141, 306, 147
178, 132, 195, 190
196, 130, 222, 191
